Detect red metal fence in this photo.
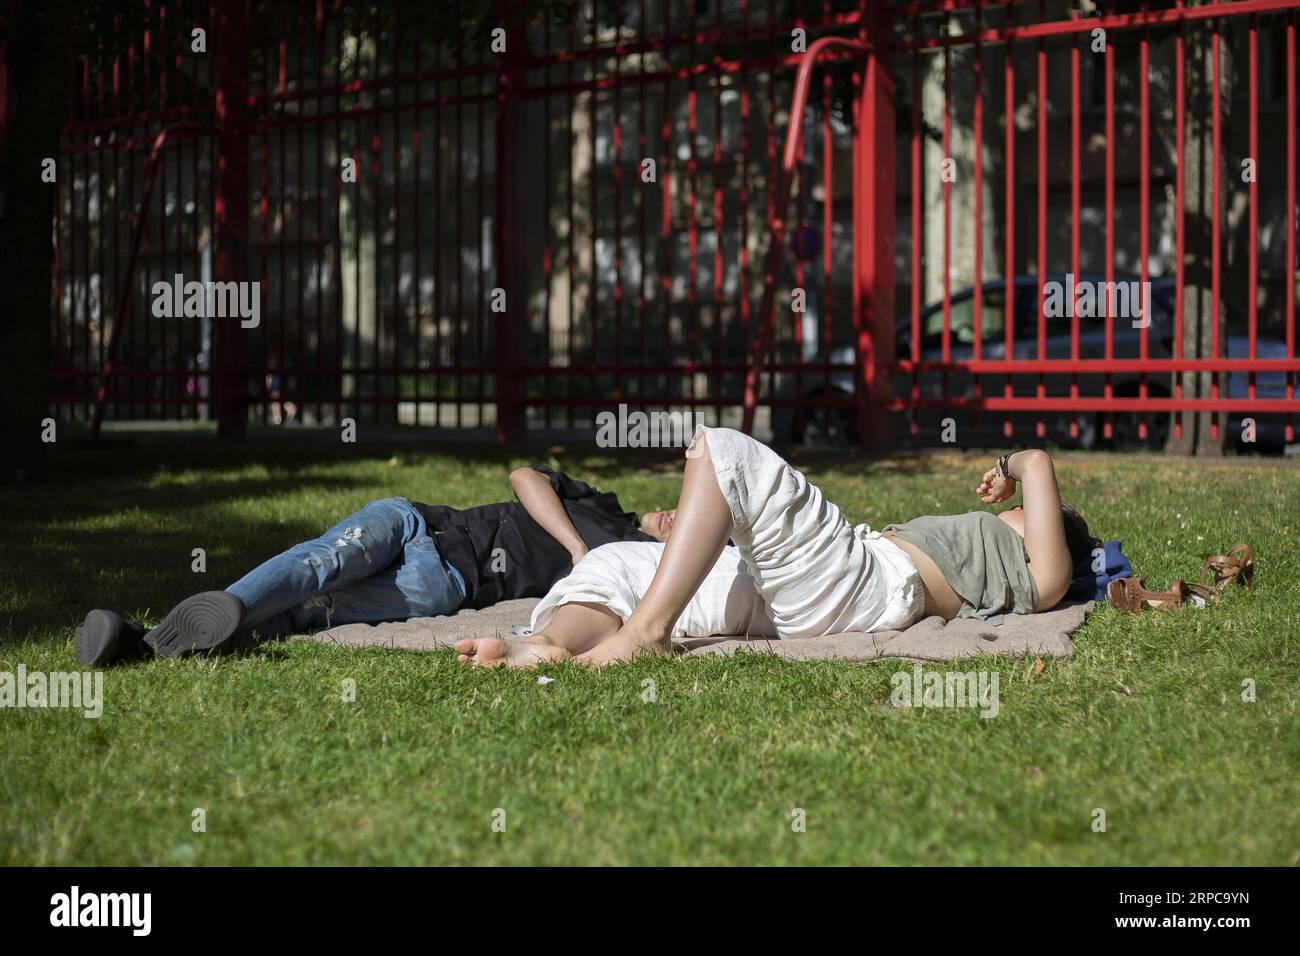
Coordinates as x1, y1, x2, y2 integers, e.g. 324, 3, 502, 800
883, 0, 1299, 452
48, 1, 1300, 450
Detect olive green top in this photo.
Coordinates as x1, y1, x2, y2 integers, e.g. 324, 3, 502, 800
883, 511, 1039, 622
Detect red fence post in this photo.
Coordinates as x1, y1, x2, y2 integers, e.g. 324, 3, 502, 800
854, 0, 895, 453
214, 0, 250, 439
494, 8, 526, 445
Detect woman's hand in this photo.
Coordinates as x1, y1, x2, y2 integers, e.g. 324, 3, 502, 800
976, 466, 1017, 504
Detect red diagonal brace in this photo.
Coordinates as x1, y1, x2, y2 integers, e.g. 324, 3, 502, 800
740, 36, 870, 438
90, 122, 220, 439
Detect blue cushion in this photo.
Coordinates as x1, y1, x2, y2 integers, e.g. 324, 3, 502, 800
1067, 538, 1132, 602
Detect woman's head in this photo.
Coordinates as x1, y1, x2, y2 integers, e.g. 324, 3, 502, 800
997, 502, 1101, 567
1060, 502, 1102, 568
640, 509, 676, 542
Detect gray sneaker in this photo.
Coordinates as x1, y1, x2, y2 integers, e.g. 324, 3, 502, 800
75, 609, 151, 667
145, 591, 247, 658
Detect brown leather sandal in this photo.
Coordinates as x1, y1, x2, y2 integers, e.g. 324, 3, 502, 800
1107, 578, 1138, 611
1178, 581, 1220, 609
1108, 577, 1174, 611
1201, 542, 1255, 593
1107, 577, 1219, 612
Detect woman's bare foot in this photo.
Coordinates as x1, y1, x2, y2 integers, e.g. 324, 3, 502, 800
572, 626, 672, 668
454, 635, 570, 669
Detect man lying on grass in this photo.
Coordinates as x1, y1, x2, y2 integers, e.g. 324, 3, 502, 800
456, 427, 1101, 668
75, 467, 675, 666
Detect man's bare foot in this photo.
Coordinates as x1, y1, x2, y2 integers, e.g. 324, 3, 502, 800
572, 627, 672, 668
454, 635, 570, 669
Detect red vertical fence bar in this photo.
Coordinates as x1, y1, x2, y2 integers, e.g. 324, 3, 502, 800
1288, 14, 1296, 443
574, 12, 583, 433
854, 2, 895, 451
614, 0, 625, 408
819, 12, 833, 437
1247, 17, 1257, 406
411, 4, 423, 426
99, 30, 116, 417
685, 3, 699, 411
714, 0, 726, 426
452, 33, 463, 428
432, 37, 442, 428
908, 11, 921, 436
589, 4, 601, 423
941, 30, 951, 394
1211, 22, 1221, 440
156, 9, 166, 418
972, 3, 984, 430
1069, 4, 1080, 439
257, 33, 270, 425
315, 0, 326, 425
1138, 14, 1149, 440
641, 0, 653, 411
214, 0, 249, 438
1103, 13, 1114, 440
475, 13, 486, 425
140, 8, 151, 418
47, 28, 62, 421
1003, 25, 1014, 439
81, 55, 92, 419
792, 107, 805, 406
276, 4, 287, 426
304, 0, 316, 425
187, 3, 199, 421
737, 0, 751, 426
1174, 2, 1185, 442
1034, 0, 1046, 440
494, 7, 525, 444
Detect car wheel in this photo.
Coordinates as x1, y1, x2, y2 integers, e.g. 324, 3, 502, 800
792, 388, 858, 446
1076, 416, 1099, 450
1104, 408, 1171, 451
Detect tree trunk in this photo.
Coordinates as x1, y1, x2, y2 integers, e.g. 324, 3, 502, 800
1167, 14, 1234, 456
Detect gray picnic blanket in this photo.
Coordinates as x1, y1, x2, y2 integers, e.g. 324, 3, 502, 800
297, 598, 1093, 662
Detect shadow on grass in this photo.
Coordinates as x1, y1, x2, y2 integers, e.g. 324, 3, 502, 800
2, 448, 396, 639
4, 513, 331, 642
29, 428, 952, 484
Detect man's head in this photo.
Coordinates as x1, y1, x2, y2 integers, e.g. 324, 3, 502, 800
997, 502, 1101, 568
640, 509, 676, 542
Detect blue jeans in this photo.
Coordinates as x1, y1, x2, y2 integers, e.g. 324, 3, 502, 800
226, 497, 466, 638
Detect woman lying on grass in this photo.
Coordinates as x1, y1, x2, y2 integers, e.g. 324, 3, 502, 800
455, 426, 1101, 668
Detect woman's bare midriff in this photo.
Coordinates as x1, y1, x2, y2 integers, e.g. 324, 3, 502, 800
881, 531, 962, 621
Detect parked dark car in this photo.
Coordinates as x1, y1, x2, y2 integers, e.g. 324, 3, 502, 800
773, 275, 1291, 451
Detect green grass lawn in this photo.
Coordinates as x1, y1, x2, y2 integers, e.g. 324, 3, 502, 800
2, 435, 1297, 865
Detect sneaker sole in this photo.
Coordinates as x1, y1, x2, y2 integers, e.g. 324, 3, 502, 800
75, 609, 126, 667
147, 592, 245, 658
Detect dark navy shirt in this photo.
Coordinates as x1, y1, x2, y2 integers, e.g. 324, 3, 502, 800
414, 467, 654, 610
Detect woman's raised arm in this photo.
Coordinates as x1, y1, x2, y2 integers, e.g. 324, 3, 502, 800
1005, 450, 1073, 610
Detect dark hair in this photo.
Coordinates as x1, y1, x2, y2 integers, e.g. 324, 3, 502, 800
1061, 502, 1102, 568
